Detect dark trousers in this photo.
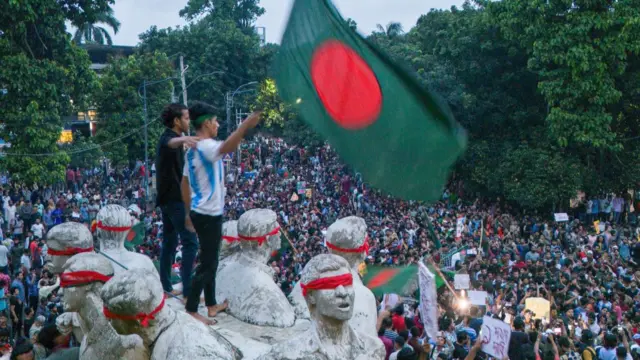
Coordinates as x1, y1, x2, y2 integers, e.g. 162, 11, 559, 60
159, 202, 198, 297
185, 212, 222, 313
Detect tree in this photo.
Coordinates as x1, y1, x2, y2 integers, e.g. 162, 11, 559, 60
138, 11, 273, 138
72, 7, 121, 45
251, 78, 323, 150
0, 0, 110, 185
64, 131, 104, 169
179, 0, 265, 29
93, 52, 174, 165
375, 22, 404, 38
346, 18, 358, 32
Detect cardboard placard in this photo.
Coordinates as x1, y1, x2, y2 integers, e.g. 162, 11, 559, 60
554, 213, 569, 222
468, 290, 488, 306
454, 274, 470, 289
525, 297, 551, 320
481, 315, 512, 359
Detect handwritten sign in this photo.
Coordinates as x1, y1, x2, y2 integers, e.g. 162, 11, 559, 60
454, 274, 470, 289
554, 213, 569, 222
481, 316, 511, 359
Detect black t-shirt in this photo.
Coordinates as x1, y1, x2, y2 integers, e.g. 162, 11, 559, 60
155, 129, 184, 206
453, 343, 469, 360
10, 296, 22, 321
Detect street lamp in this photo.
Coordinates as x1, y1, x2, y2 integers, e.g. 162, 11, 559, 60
225, 81, 258, 168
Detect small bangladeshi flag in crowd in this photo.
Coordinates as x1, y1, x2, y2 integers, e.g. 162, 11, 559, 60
362, 264, 454, 297
124, 222, 145, 251
272, 0, 466, 202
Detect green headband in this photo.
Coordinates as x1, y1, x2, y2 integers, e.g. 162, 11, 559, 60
194, 114, 215, 126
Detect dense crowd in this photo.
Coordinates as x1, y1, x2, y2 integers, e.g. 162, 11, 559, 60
1, 136, 640, 360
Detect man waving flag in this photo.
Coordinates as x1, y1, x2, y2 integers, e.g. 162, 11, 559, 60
273, 0, 466, 202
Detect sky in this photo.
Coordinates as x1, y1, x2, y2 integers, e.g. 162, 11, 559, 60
109, 0, 464, 46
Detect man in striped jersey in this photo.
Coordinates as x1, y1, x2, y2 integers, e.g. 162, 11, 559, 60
180, 101, 261, 325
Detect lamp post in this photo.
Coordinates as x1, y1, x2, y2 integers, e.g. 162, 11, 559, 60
225, 81, 258, 168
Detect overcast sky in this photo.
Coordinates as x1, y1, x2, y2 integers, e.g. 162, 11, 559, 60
108, 0, 464, 46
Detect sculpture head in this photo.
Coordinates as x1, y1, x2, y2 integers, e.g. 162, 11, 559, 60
325, 216, 368, 268
96, 205, 133, 250
60, 252, 114, 312
46, 223, 94, 274
300, 254, 355, 321
237, 209, 280, 261
101, 268, 166, 335
220, 220, 239, 261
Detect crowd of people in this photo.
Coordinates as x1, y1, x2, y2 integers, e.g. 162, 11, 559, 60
1, 131, 640, 360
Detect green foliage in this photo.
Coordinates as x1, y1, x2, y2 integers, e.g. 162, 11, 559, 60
366, 0, 640, 209
0, 0, 109, 184
251, 78, 323, 150
93, 52, 174, 165
64, 131, 104, 169
138, 8, 272, 138
72, 6, 121, 45
179, 0, 265, 29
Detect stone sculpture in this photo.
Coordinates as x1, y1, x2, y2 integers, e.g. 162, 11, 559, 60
219, 220, 240, 263
101, 268, 241, 360
46, 222, 94, 342
215, 209, 296, 328
96, 204, 157, 276
46, 222, 94, 274
60, 253, 147, 360
289, 217, 377, 337
257, 254, 385, 360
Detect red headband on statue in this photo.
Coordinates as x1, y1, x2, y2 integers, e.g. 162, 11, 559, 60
92, 221, 132, 233
48, 247, 94, 257
301, 273, 353, 296
60, 271, 113, 288
103, 295, 166, 328
326, 235, 370, 255
238, 227, 280, 246
222, 235, 239, 243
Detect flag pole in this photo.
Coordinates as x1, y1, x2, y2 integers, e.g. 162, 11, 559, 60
426, 257, 459, 300
279, 229, 298, 254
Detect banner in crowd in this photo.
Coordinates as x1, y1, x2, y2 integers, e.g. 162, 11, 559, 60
418, 262, 438, 339
525, 297, 550, 320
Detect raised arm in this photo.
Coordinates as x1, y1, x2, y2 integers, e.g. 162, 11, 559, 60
218, 112, 262, 155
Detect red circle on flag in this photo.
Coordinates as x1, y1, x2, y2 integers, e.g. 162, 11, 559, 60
310, 40, 382, 130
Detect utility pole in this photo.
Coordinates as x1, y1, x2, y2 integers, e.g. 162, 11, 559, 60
180, 56, 188, 106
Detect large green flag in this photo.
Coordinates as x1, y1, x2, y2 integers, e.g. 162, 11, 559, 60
273, 0, 466, 202
362, 264, 453, 296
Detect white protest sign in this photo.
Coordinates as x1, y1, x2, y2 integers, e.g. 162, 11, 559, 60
468, 290, 488, 306
455, 216, 465, 241
554, 213, 569, 222
481, 315, 511, 359
454, 274, 470, 289
525, 297, 551, 320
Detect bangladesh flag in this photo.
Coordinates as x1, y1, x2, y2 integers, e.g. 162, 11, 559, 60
363, 264, 454, 296
124, 222, 145, 251
272, 0, 466, 202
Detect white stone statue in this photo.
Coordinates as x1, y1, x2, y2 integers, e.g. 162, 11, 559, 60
216, 209, 296, 328
257, 254, 385, 360
46, 222, 94, 343
60, 253, 147, 360
289, 217, 377, 337
96, 204, 157, 276
101, 268, 241, 360
46, 222, 94, 274
219, 220, 240, 263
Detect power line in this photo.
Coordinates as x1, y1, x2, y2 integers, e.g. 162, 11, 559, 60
1, 116, 163, 158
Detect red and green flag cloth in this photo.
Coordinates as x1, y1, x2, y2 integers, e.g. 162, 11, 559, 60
362, 264, 454, 297
124, 222, 145, 251
273, 0, 466, 202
